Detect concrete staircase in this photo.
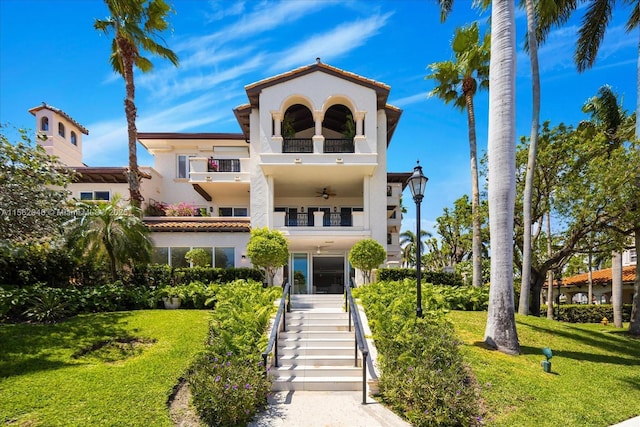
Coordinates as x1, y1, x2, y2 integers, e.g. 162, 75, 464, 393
271, 294, 364, 391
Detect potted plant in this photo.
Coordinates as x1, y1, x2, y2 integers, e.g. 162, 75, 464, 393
158, 285, 184, 309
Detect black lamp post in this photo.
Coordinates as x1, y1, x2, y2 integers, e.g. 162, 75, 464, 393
407, 161, 428, 318
555, 270, 562, 321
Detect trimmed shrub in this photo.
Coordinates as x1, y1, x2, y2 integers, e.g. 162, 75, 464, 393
130, 264, 263, 288
355, 279, 483, 426
377, 268, 464, 287
542, 304, 633, 323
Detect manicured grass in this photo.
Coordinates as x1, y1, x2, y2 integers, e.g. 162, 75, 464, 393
449, 311, 640, 427
0, 310, 211, 426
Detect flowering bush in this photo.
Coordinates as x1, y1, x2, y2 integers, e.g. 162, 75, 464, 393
207, 158, 219, 172
164, 202, 196, 216
189, 353, 270, 427
188, 281, 281, 426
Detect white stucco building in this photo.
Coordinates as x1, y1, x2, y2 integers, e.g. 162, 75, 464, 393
33, 61, 409, 293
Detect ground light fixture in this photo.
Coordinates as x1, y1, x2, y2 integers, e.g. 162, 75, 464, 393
541, 347, 553, 373
407, 161, 428, 318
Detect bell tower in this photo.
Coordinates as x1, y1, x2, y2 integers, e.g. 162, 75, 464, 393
28, 102, 88, 167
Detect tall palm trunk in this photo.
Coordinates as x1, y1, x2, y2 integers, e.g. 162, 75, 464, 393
630, 227, 640, 335
519, 0, 541, 315
612, 251, 623, 327
118, 35, 142, 209
484, 0, 520, 355
630, 32, 640, 335
463, 80, 483, 288
546, 211, 554, 319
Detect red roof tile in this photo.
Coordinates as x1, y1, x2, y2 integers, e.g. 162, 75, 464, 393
144, 217, 251, 232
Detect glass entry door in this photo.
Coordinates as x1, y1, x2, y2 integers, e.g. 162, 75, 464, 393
312, 256, 345, 294
292, 253, 309, 294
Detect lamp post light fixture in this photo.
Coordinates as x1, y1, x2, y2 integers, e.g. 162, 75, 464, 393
407, 161, 428, 318
555, 270, 562, 321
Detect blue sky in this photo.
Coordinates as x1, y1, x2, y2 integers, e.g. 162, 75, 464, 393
0, 0, 637, 235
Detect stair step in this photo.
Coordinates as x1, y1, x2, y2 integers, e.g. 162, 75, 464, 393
273, 365, 362, 377
287, 323, 349, 333
272, 376, 363, 391
278, 354, 359, 367
280, 346, 355, 357
279, 337, 355, 347
279, 330, 353, 340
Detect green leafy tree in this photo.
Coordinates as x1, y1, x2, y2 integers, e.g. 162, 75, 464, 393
185, 248, 210, 267
348, 238, 386, 284
426, 22, 489, 288
95, 0, 179, 208
0, 126, 73, 243
65, 194, 152, 280
246, 227, 289, 285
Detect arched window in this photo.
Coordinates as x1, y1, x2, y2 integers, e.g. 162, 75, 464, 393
40, 117, 49, 131
70, 131, 77, 146
58, 122, 65, 138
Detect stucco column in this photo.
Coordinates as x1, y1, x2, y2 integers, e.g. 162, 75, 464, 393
313, 110, 323, 136
354, 111, 365, 136
272, 111, 283, 137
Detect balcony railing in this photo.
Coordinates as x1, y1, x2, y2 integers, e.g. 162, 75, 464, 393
283, 138, 313, 153
284, 212, 353, 227
285, 213, 310, 226
323, 138, 354, 153
208, 158, 240, 172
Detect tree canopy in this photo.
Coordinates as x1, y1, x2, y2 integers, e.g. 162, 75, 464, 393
0, 126, 73, 244
348, 238, 386, 284
246, 227, 289, 285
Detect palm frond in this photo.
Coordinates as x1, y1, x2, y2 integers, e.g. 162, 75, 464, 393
576, 0, 614, 72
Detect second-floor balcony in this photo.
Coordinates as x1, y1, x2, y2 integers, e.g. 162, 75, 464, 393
274, 210, 364, 228
282, 137, 355, 154
189, 157, 250, 184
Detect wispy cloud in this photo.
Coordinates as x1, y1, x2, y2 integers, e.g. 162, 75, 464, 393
82, 94, 233, 165
268, 12, 393, 73
391, 91, 429, 108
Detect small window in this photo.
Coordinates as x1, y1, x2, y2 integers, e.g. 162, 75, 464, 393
177, 155, 194, 179
218, 207, 248, 217
41, 117, 49, 131
58, 122, 65, 138
215, 247, 235, 268
79, 191, 110, 201
70, 131, 77, 146
152, 247, 169, 264
94, 191, 110, 201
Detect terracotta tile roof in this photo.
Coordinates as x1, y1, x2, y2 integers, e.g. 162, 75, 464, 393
553, 265, 636, 287
29, 102, 89, 135
144, 217, 251, 232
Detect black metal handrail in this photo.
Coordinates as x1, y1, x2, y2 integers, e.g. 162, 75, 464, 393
262, 281, 291, 373
345, 278, 372, 404
283, 138, 313, 153
324, 138, 354, 153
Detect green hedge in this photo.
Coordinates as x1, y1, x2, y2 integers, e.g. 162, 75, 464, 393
541, 304, 633, 323
377, 268, 464, 287
132, 264, 263, 288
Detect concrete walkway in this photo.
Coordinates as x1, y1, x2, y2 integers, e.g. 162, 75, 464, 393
248, 390, 410, 427
610, 416, 640, 427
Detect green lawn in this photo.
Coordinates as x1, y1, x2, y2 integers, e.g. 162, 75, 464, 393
0, 310, 211, 426
449, 311, 640, 427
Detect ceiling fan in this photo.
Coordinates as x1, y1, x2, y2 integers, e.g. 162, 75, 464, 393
315, 187, 336, 199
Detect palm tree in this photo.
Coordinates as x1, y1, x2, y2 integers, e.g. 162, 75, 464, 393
65, 195, 152, 280
484, 0, 520, 355
95, 0, 179, 208
400, 229, 432, 268
426, 22, 489, 288
519, 0, 543, 315
581, 85, 634, 328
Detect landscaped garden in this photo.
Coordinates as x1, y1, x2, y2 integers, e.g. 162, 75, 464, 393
355, 278, 640, 427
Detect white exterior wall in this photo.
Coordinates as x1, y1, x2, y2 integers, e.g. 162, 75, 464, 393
33, 109, 84, 167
